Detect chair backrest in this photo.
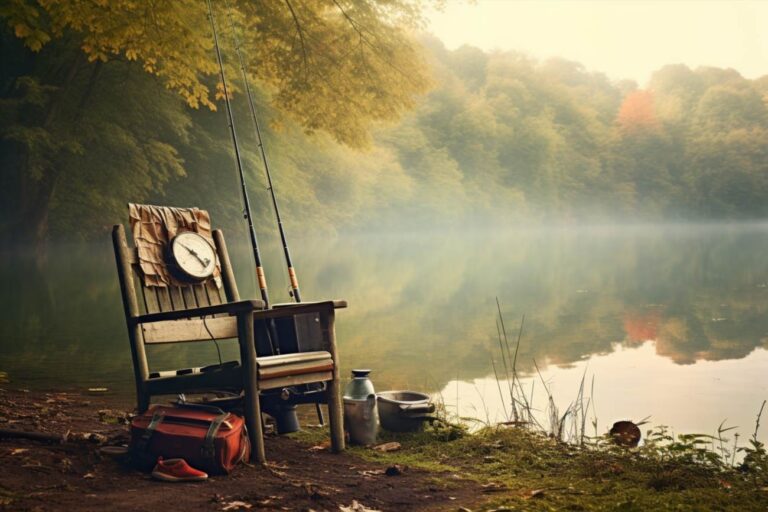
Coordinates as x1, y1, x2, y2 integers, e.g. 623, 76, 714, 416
112, 207, 242, 347
114, 226, 240, 312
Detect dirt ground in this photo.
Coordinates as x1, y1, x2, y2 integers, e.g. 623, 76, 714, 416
0, 388, 483, 512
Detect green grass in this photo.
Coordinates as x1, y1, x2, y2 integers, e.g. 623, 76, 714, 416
292, 423, 768, 511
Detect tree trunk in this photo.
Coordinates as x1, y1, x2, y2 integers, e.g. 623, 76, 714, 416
7, 54, 89, 264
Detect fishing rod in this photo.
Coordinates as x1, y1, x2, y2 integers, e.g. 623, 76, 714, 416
221, 1, 323, 424
223, 0, 302, 303
205, 0, 271, 308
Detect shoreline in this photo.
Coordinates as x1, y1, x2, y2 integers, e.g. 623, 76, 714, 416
1, 387, 766, 511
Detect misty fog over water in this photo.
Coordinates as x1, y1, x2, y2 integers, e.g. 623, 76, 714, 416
1, 222, 766, 441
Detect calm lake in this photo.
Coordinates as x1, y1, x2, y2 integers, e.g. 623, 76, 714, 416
2, 223, 767, 443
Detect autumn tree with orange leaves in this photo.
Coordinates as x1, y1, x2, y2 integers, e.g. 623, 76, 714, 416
616, 90, 659, 135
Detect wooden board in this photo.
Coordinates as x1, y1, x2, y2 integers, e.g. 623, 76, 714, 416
141, 316, 238, 344
258, 371, 333, 391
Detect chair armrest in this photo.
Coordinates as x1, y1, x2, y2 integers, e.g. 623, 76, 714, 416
272, 300, 347, 310
252, 300, 347, 321
130, 299, 266, 325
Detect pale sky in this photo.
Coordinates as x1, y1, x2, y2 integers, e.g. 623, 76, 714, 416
427, 1, 768, 85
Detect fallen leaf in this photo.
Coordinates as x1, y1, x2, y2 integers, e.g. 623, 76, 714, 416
221, 501, 252, 511
339, 500, 382, 512
481, 482, 507, 493
358, 469, 385, 477
372, 442, 401, 452
524, 489, 545, 499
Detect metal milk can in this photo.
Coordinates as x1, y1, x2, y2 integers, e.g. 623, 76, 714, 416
343, 369, 378, 445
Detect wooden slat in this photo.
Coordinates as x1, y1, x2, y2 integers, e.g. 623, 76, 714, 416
257, 351, 331, 368
141, 316, 238, 343
258, 371, 333, 391
143, 286, 160, 314
205, 279, 223, 306
181, 286, 197, 309
192, 284, 211, 306
258, 361, 333, 380
156, 286, 173, 312
128, 264, 147, 314
193, 284, 210, 307
169, 286, 184, 310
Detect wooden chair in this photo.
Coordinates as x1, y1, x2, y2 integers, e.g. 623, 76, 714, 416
112, 213, 346, 463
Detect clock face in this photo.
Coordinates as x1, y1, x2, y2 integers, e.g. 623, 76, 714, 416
169, 231, 216, 280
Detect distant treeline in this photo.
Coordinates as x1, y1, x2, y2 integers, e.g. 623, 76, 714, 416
2, 31, 767, 245
407, 38, 768, 223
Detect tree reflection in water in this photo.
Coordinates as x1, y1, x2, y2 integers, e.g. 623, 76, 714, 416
1, 224, 767, 400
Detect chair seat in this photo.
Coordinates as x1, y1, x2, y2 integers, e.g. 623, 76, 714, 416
257, 351, 333, 380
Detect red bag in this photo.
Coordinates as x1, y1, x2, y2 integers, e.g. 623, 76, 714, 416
130, 404, 249, 475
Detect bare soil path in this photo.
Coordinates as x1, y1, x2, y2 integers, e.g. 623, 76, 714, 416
0, 388, 482, 512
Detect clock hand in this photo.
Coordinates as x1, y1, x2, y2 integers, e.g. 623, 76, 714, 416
180, 243, 211, 268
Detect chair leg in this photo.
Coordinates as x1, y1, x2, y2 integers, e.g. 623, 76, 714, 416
320, 311, 345, 453
246, 391, 266, 464
327, 375, 345, 453
239, 311, 267, 464
137, 392, 150, 414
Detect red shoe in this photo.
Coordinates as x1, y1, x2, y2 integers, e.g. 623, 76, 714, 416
151, 457, 208, 482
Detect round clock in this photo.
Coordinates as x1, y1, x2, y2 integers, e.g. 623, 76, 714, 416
168, 231, 216, 281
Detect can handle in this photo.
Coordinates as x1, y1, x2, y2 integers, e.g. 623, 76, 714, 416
363, 394, 376, 421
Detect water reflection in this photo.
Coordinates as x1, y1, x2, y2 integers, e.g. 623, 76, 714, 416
441, 342, 768, 443
1, 224, 767, 417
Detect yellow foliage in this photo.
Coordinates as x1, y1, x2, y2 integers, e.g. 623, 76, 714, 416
3, 0, 433, 146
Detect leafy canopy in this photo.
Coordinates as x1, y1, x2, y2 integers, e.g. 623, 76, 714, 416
1, 0, 433, 146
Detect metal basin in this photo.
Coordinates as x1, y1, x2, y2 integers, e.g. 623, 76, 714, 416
376, 391, 436, 432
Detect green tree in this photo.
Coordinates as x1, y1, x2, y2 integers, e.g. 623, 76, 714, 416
0, 0, 433, 250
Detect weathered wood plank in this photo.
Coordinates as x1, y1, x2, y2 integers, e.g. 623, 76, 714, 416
205, 279, 223, 307
258, 371, 333, 391
168, 286, 184, 310
143, 286, 160, 314
141, 316, 238, 344
181, 286, 197, 309
193, 284, 210, 307
156, 287, 173, 312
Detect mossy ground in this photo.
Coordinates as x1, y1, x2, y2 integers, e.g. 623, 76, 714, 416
294, 424, 768, 511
